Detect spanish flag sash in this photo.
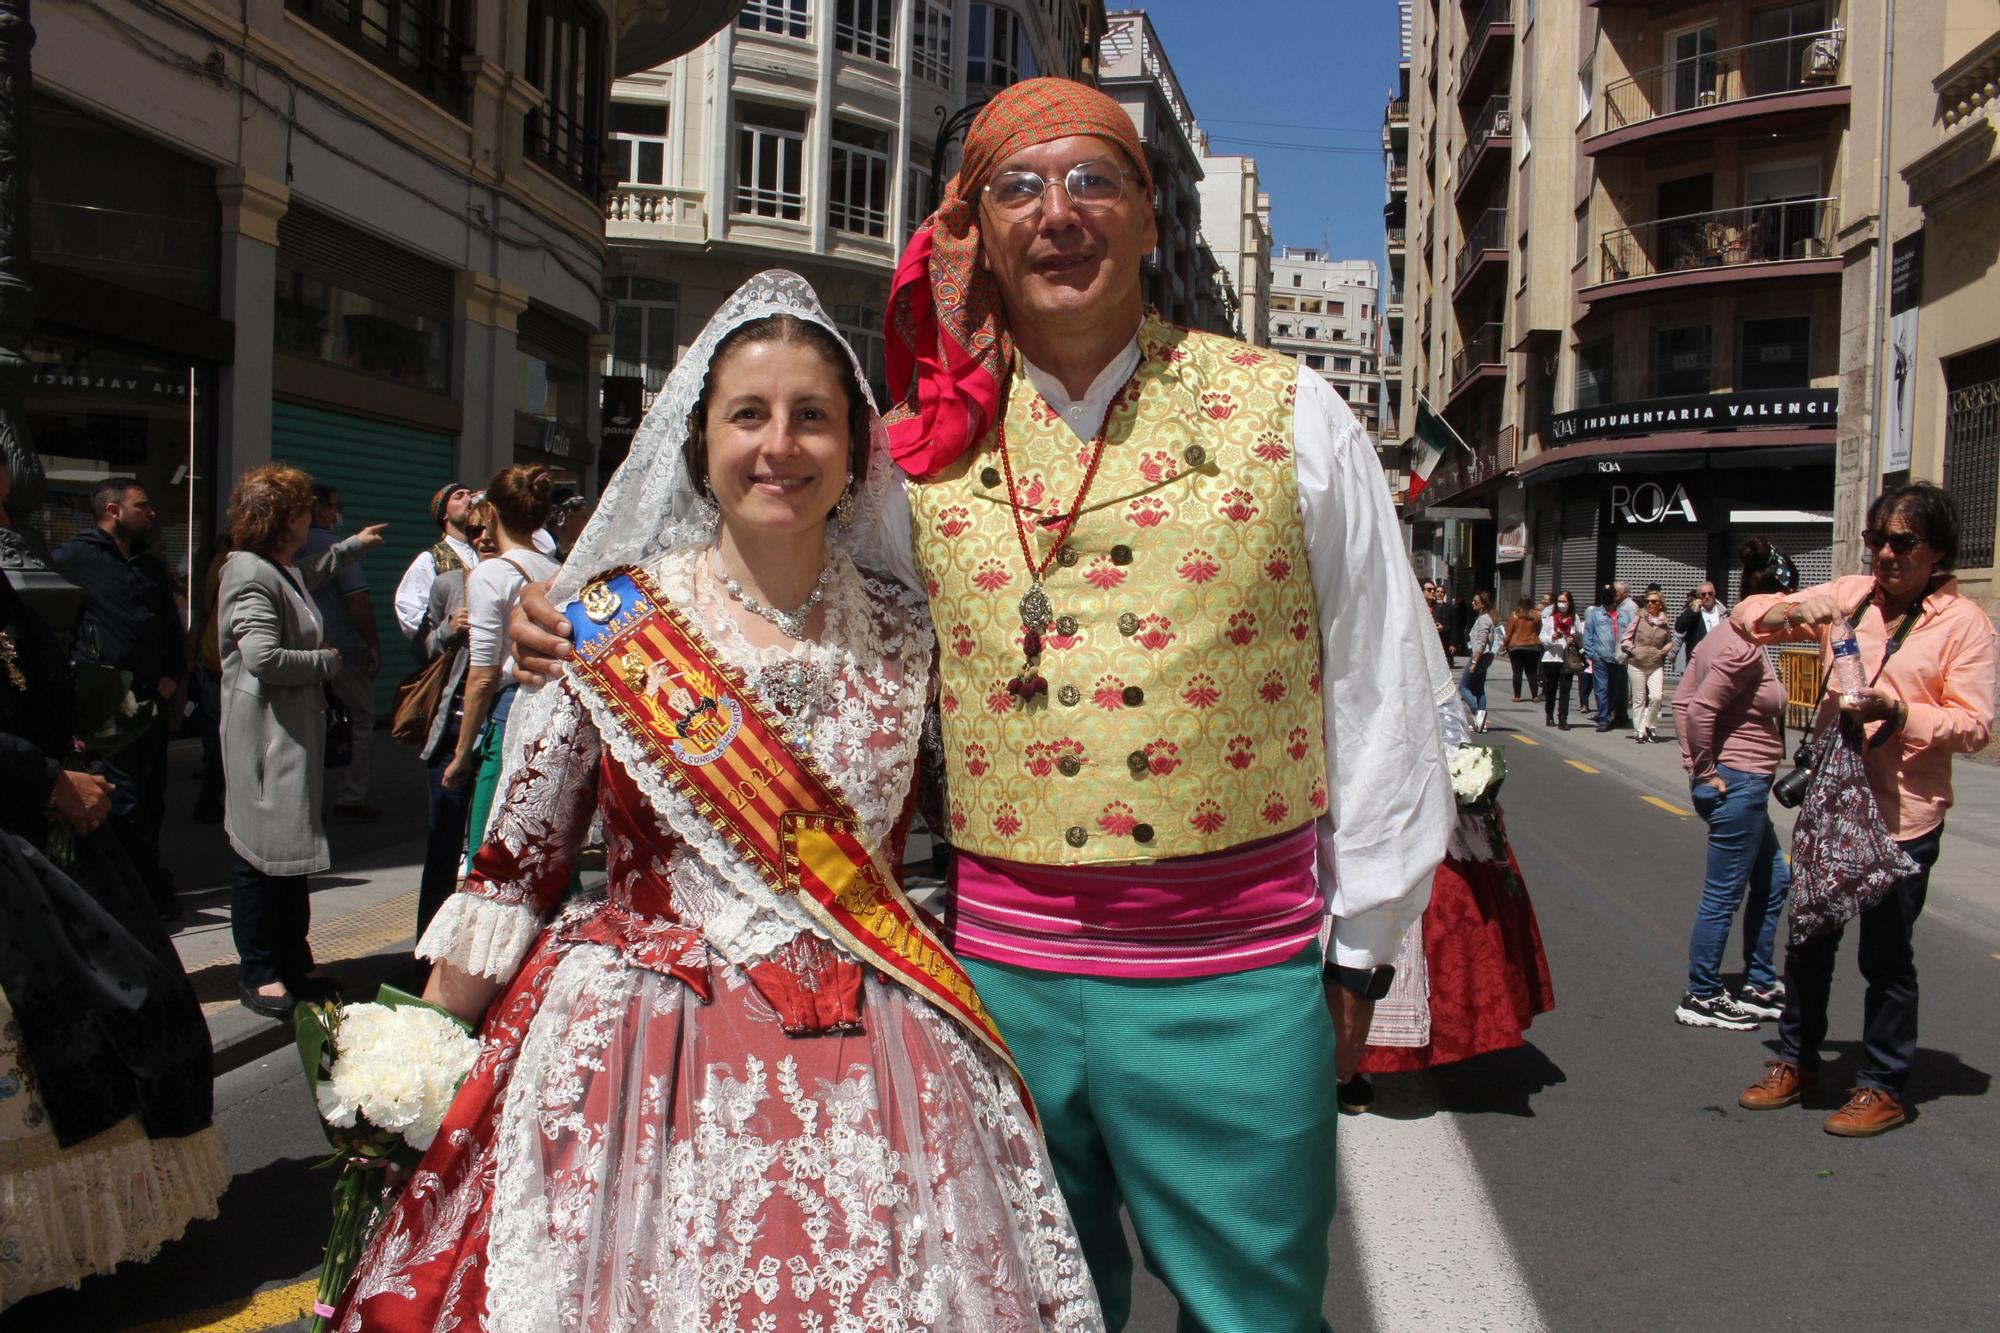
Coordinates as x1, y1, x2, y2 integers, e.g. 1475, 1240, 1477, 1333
561, 566, 1029, 1110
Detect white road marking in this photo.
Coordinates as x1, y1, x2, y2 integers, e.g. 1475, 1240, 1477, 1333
1340, 1110, 1550, 1333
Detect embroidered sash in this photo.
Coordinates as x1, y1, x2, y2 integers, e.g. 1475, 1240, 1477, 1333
561, 566, 1030, 1109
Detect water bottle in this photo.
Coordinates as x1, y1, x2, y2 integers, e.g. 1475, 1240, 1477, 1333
1829, 619, 1865, 703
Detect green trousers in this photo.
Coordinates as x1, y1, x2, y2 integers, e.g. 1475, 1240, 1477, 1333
966, 945, 1339, 1333
459, 698, 511, 877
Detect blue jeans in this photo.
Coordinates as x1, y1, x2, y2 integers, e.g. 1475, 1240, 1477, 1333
1458, 654, 1492, 712
419, 707, 473, 940
1686, 765, 1791, 996
1592, 656, 1622, 726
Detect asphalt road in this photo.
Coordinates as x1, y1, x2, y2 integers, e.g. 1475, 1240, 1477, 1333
11, 693, 1999, 1331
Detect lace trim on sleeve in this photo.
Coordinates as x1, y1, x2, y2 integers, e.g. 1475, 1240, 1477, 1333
415, 892, 544, 981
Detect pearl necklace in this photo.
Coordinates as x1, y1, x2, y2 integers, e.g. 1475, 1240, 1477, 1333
713, 549, 835, 640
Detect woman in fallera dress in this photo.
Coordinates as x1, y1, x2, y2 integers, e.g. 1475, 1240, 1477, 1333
332, 272, 1100, 1332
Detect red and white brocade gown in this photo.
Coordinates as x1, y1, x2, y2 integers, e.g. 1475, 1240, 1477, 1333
334, 550, 1102, 1333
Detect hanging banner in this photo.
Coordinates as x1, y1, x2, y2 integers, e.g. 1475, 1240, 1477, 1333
1885, 230, 1923, 474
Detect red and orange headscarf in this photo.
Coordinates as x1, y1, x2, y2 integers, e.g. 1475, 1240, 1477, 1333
884, 78, 1153, 479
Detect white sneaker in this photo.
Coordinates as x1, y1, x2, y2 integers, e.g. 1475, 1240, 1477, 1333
1474, 709, 1488, 732
1674, 990, 1761, 1031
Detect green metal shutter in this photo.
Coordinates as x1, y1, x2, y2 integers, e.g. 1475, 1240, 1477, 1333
271, 401, 455, 716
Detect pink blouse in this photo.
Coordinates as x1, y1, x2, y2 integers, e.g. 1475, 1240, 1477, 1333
1674, 624, 1786, 782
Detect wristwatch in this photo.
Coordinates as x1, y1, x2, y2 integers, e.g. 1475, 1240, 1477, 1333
1327, 963, 1396, 1001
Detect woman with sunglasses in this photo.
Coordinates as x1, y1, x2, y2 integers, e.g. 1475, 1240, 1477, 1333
1671, 539, 1798, 1032
1620, 589, 1675, 742
1732, 483, 1996, 1136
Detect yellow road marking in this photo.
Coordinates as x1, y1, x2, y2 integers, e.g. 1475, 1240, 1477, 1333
1642, 796, 1693, 817
123, 1278, 317, 1333
1564, 759, 1599, 775
1508, 733, 1540, 747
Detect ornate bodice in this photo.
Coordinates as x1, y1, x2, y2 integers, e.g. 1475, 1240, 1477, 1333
906, 317, 1329, 865
441, 547, 936, 1030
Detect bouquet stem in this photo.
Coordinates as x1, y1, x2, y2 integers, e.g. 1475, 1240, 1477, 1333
305, 1160, 386, 1332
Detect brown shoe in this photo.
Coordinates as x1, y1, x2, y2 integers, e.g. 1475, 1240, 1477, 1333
1738, 1060, 1818, 1110
1824, 1087, 1907, 1137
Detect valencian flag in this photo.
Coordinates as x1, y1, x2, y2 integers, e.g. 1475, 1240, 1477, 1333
1405, 394, 1469, 502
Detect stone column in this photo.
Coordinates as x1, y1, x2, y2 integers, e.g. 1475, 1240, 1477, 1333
456, 270, 531, 482
216, 167, 290, 483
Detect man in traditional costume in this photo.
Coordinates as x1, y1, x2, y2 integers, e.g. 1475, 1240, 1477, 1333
511, 78, 1450, 1332
870, 79, 1448, 1330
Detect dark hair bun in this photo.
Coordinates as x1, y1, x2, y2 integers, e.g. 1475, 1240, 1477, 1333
1737, 536, 1772, 572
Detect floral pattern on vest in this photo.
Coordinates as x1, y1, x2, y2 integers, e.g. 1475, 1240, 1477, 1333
909, 314, 1328, 864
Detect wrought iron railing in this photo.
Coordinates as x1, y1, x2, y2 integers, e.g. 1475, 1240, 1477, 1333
1456, 96, 1511, 183
1387, 227, 1407, 249
1454, 207, 1507, 288
1943, 372, 1999, 568
286, 0, 471, 115
1388, 163, 1408, 188
1386, 98, 1410, 126
1600, 28, 1845, 136
1596, 197, 1836, 284
525, 100, 603, 198
1449, 321, 1504, 388
1458, 0, 1516, 89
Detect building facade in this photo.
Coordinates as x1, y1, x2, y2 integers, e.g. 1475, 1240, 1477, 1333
1383, 17, 1412, 499
1098, 10, 1233, 333
26, 0, 730, 707
1198, 146, 1274, 348
601, 0, 1103, 438
1848, 6, 2000, 624
1394, 0, 1861, 608
1267, 250, 1381, 441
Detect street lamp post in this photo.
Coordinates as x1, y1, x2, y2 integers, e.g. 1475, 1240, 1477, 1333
927, 100, 989, 217
0, 0, 60, 595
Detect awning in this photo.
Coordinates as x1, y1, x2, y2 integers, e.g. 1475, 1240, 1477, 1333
1515, 430, 1833, 485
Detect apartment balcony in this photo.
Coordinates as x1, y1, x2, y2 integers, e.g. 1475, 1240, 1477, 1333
605, 185, 709, 244
1586, 28, 1849, 156
1384, 98, 1410, 147
1446, 321, 1506, 406
1456, 0, 1516, 106
1452, 207, 1507, 300
1453, 97, 1511, 204
1386, 227, 1407, 256
1582, 198, 1840, 306
1387, 163, 1408, 193
1408, 425, 1517, 509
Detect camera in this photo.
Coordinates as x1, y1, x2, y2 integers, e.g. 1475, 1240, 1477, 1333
1772, 738, 1817, 809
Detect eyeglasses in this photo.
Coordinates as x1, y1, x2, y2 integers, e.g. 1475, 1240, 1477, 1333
984, 159, 1130, 222
1861, 527, 1924, 555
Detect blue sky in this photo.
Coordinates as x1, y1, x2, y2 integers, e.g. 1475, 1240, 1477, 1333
1132, 1, 1403, 266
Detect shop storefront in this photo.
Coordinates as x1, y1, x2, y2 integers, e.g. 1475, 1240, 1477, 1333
515, 304, 594, 483
272, 206, 463, 713
1520, 388, 1837, 612
26, 95, 225, 601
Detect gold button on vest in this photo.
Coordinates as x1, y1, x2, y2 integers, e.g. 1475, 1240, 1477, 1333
909, 317, 1330, 865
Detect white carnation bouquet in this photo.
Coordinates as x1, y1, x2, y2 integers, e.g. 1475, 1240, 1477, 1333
1448, 742, 1505, 810
295, 986, 480, 1331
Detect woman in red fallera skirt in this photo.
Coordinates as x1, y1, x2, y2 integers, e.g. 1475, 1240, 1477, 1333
1346, 598, 1554, 1103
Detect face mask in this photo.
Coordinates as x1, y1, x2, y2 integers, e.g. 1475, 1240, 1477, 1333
1558, 602, 1571, 611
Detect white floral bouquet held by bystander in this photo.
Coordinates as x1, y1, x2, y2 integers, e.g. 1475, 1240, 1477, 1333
1447, 742, 1523, 895
294, 986, 480, 1331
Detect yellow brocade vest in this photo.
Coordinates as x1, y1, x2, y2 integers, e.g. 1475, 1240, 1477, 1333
908, 316, 1328, 866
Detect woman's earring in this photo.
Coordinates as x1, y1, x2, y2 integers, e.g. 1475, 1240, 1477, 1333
835, 481, 856, 525
694, 488, 721, 528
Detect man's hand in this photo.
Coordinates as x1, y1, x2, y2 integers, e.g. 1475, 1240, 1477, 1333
441, 752, 473, 789
364, 643, 381, 675
1324, 974, 1377, 1083
509, 580, 572, 686
352, 523, 389, 550
1780, 593, 1843, 628
50, 770, 114, 834
156, 675, 179, 702
1838, 685, 1904, 726
450, 608, 472, 636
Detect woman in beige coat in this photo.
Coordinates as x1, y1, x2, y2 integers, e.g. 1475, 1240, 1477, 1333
1621, 589, 1677, 743
217, 465, 381, 1018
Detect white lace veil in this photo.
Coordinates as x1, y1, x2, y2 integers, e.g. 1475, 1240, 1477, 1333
549, 269, 896, 607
